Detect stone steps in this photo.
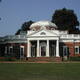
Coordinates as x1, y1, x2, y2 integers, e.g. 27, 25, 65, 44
27, 57, 62, 62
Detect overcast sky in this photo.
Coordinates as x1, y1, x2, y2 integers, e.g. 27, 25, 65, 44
0, 0, 80, 36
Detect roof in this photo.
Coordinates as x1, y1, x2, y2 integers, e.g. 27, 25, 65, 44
30, 21, 57, 28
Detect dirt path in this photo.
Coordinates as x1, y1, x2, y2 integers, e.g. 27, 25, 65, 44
0, 61, 80, 63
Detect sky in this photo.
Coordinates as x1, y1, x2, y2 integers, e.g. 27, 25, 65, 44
0, 0, 80, 36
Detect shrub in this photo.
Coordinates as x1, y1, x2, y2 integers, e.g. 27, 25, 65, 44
69, 56, 80, 61
0, 56, 16, 61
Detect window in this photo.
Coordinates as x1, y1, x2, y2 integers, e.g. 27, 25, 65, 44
32, 28, 36, 31
9, 46, 13, 54
13, 45, 20, 58
40, 32, 46, 35
20, 47, 24, 56
41, 46, 46, 56
20, 46, 24, 58
75, 46, 79, 54
63, 46, 69, 56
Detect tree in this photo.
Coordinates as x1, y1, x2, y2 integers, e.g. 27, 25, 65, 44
51, 8, 79, 33
15, 20, 34, 35
21, 20, 34, 31
15, 29, 21, 35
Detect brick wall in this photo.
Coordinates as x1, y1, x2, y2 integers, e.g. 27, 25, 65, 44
60, 42, 80, 57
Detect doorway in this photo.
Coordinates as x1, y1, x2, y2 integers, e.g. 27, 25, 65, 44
31, 41, 37, 57
49, 40, 56, 56
40, 41, 47, 57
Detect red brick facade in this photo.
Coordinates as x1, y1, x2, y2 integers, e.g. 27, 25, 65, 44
60, 42, 80, 57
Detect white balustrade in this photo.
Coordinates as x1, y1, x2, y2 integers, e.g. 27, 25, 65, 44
61, 34, 80, 39
6, 35, 26, 40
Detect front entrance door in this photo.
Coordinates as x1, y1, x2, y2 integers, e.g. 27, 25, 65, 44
41, 46, 46, 56
49, 40, 56, 57
50, 45, 56, 56
31, 41, 37, 57
40, 41, 46, 57
31, 45, 36, 57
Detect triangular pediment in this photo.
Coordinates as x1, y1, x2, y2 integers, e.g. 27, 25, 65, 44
27, 29, 59, 37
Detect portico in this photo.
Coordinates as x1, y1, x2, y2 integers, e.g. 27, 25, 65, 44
27, 38, 60, 57
27, 21, 60, 58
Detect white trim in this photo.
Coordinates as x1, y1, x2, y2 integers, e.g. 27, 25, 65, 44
27, 37, 59, 41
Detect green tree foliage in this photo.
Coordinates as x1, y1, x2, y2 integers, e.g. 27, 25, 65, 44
52, 8, 79, 33
15, 29, 21, 35
21, 20, 34, 31
15, 20, 34, 35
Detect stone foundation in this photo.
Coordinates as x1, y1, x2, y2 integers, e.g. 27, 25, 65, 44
27, 57, 62, 62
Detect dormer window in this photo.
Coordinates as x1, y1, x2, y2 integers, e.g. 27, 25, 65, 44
32, 28, 36, 31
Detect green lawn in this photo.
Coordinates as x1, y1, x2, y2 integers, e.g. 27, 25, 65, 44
0, 63, 80, 80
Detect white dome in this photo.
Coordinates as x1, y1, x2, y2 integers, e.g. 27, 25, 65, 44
30, 21, 57, 29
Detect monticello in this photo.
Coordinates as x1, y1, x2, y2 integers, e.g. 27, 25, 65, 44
0, 21, 80, 61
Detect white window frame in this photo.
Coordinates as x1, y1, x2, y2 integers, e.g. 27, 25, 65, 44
75, 46, 79, 54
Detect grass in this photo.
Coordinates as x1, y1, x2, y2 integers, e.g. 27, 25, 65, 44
0, 63, 80, 80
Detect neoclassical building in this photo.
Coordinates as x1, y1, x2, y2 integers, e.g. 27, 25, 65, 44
0, 21, 80, 61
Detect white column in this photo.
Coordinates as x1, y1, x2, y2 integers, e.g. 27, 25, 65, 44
27, 40, 31, 57
37, 40, 40, 57
56, 40, 60, 57
46, 40, 49, 57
